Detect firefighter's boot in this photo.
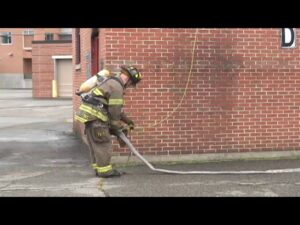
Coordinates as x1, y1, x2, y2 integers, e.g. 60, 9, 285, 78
96, 165, 122, 178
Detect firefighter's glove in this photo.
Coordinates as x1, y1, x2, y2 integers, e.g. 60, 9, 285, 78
121, 124, 130, 134
110, 120, 129, 134
110, 121, 130, 148
128, 121, 135, 130
120, 113, 135, 130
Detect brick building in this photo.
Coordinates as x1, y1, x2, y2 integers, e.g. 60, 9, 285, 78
32, 40, 72, 98
0, 28, 35, 88
0, 28, 72, 98
73, 28, 300, 158
32, 28, 73, 98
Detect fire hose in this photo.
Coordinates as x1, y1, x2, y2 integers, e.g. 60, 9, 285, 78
117, 131, 300, 175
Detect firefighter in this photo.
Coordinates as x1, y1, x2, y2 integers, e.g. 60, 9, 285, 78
75, 66, 142, 178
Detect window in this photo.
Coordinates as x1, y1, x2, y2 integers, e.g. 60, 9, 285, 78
60, 28, 72, 34
23, 29, 34, 36
59, 28, 72, 40
75, 28, 81, 65
23, 58, 32, 79
45, 33, 54, 41
58, 33, 72, 41
23, 29, 34, 49
1, 32, 12, 44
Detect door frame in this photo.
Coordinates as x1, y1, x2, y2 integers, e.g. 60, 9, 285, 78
91, 29, 99, 75
52, 55, 73, 97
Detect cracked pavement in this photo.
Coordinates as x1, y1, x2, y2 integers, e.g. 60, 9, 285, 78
102, 159, 300, 197
2, 89, 300, 197
0, 89, 105, 197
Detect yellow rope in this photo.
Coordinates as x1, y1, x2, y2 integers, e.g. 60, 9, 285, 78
125, 29, 199, 164
136, 28, 199, 131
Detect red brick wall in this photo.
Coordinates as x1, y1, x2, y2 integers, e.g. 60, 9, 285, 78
0, 28, 25, 73
73, 29, 93, 136
34, 28, 61, 41
32, 41, 72, 98
73, 28, 300, 156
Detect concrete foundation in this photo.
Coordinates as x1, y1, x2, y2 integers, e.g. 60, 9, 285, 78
111, 150, 300, 166
0, 74, 32, 89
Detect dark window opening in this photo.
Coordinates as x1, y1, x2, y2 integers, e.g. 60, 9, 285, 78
91, 28, 99, 75
45, 33, 54, 41
23, 59, 32, 79
75, 28, 81, 65
58, 33, 72, 40
1, 32, 12, 44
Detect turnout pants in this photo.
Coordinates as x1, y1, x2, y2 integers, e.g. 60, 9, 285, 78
85, 120, 112, 169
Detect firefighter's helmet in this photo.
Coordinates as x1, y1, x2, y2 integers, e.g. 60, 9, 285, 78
120, 66, 142, 86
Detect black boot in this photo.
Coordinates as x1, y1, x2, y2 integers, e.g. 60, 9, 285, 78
97, 169, 122, 178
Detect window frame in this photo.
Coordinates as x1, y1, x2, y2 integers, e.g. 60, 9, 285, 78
23, 29, 34, 36
0, 32, 12, 45
45, 33, 54, 41
75, 28, 81, 67
23, 29, 34, 50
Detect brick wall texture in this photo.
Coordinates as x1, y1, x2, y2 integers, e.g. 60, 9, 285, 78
32, 42, 72, 98
73, 28, 300, 156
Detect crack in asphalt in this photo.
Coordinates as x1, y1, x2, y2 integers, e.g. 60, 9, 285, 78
98, 179, 110, 197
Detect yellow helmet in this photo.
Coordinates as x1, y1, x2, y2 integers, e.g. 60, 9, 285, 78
120, 66, 142, 86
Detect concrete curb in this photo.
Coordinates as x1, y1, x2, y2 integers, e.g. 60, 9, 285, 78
111, 150, 300, 166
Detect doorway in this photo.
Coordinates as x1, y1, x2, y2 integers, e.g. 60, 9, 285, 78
56, 58, 72, 97
91, 29, 99, 75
